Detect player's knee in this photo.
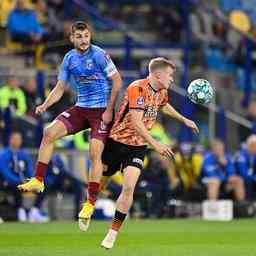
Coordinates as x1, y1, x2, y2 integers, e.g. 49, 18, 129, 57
43, 127, 56, 143
89, 149, 100, 162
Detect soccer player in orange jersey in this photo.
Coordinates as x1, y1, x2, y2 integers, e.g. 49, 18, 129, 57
84, 57, 198, 248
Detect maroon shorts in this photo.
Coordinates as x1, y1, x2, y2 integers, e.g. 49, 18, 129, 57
56, 106, 112, 143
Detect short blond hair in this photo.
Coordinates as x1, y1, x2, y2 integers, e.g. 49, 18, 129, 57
246, 135, 256, 146
148, 57, 176, 73
210, 138, 224, 150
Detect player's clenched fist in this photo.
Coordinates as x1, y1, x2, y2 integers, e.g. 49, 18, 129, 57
35, 104, 47, 115
102, 108, 113, 125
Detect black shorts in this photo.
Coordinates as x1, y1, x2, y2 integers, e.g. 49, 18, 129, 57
102, 138, 147, 176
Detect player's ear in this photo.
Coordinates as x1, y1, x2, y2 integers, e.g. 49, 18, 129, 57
70, 34, 74, 43
155, 70, 162, 80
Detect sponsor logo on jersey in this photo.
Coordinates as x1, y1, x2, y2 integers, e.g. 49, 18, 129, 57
85, 59, 93, 70
144, 106, 157, 117
137, 97, 144, 106
75, 75, 98, 84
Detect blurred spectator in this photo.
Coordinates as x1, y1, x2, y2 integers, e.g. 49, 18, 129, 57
234, 135, 256, 199
35, 0, 50, 26
0, 108, 4, 135
22, 77, 41, 117
47, 84, 74, 118
44, 19, 73, 60
148, 5, 182, 42
35, 0, 63, 40
150, 122, 172, 146
239, 100, 256, 143
0, 131, 48, 222
99, 171, 123, 202
73, 130, 90, 151
0, 76, 27, 116
47, 0, 73, 20
33, 153, 84, 219
190, 7, 223, 47
7, 0, 45, 45
47, 0, 64, 12
170, 142, 203, 201
0, 0, 15, 28
202, 139, 245, 201
62, 19, 73, 37
137, 151, 172, 218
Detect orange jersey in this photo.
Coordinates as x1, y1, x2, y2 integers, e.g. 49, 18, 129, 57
110, 77, 168, 146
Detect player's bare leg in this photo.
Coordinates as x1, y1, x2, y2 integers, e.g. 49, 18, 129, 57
37, 120, 68, 166
18, 120, 68, 192
79, 138, 105, 231
99, 176, 112, 192
101, 166, 141, 249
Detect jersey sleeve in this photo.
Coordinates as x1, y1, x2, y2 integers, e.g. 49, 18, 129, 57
58, 53, 70, 84
96, 51, 118, 77
127, 85, 145, 110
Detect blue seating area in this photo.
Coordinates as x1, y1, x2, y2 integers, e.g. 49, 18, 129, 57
220, 0, 256, 26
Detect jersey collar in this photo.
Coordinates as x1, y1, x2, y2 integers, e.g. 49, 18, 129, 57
148, 83, 159, 93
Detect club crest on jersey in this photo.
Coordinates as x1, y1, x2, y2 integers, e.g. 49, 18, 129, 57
98, 121, 108, 134
137, 97, 144, 106
85, 59, 93, 70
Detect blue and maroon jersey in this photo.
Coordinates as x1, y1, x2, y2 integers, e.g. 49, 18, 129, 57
58, 44, 117, 108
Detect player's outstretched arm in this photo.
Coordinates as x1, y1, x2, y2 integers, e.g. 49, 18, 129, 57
35, 81, 65, 115
102, 72, 122, 124
162, 103, 199, 133
130, 110, 174, 160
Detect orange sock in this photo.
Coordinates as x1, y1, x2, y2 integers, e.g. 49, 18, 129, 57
111, 210, 127, 232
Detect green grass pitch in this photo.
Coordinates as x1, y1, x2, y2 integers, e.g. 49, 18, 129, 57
0, 219, 256, 256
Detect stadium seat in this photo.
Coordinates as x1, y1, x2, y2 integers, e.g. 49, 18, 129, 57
219, 0, 242, 12
5, 33, 23, 50
5, 33, 47, 69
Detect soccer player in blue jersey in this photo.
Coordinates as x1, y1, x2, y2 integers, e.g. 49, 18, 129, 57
18, 22, 122, 227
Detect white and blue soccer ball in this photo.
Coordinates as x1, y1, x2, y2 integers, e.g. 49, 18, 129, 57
187, 79, 214, 105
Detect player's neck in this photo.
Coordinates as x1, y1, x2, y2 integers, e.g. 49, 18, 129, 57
75, 46, 90, 55
148, 76, 160, 91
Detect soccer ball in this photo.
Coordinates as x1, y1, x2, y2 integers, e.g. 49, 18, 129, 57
187, 79, 214, 105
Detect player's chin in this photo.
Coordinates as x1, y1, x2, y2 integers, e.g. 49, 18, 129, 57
79, 45, 89, 51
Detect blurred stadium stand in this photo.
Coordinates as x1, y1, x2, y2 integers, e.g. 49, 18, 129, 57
1, 0, 256, 221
